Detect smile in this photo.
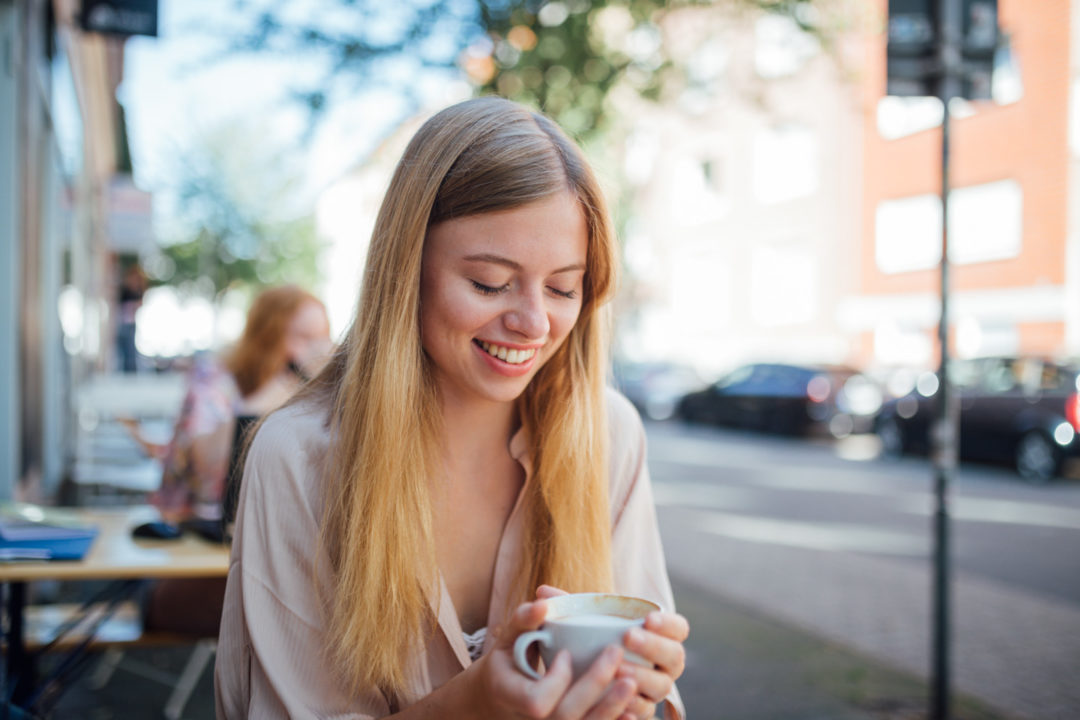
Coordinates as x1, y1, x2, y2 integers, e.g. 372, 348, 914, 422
476, 340, 537, 365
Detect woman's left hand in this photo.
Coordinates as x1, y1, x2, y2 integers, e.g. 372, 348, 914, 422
536, 586, 689, 720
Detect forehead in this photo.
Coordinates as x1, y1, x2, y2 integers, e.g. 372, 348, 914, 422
424, 192, 588, 265
288, 301, 328, 332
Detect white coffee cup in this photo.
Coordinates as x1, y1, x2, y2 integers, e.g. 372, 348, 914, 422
512, 593, 660, 680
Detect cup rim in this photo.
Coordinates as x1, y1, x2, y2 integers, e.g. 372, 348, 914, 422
543, 592, 660, 622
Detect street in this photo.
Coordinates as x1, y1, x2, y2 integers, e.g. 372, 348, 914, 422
649, 420, 1080, 720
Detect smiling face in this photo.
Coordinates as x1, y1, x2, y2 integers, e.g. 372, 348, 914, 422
420, 191, 588, 407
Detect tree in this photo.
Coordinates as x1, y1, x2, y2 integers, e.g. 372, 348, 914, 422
220, 0, 858, 141
145, 122, 324, 301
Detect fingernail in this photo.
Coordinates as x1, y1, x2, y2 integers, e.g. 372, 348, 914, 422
627, 628, 643, 644
616, 665, 635, 679
605, 645, 623, 663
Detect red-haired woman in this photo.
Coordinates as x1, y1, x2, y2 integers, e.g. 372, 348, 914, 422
143, 285, 331, 634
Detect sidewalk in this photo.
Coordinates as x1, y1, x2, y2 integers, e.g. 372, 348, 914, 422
672, 574, 1007, 720
661, 509, 1080, 719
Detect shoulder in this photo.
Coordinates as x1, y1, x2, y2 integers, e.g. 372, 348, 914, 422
251, 399, 331, 455
245, 399, 333, 511
604, 386, 644, 442
604, 387, 648, 499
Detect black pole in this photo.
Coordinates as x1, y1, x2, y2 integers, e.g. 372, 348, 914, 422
932, 1, 962, 718
930, 96, 953, 719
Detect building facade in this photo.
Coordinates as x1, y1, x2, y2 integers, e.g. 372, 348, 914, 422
0, 0, 131, 499
844, 0, 1075, 368
617, 1, 1077, 380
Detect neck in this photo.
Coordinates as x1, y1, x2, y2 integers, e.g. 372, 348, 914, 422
437, 392, 518, 473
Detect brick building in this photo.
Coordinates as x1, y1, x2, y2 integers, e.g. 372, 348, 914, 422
842, 0, 1076, 368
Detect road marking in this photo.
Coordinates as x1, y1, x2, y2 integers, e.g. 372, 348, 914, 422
650, 451, 913, 496
654, 478, 1080, 532
898, 496, 1080, 531
689, 508, 928, 556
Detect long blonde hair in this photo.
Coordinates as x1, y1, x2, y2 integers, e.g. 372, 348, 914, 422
308, 97, 618, 696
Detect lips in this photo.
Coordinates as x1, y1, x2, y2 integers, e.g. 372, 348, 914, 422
475, 340, 538, 365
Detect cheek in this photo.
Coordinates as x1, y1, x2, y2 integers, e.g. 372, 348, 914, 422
422, 280, 490, 338
549, 301, 584, 343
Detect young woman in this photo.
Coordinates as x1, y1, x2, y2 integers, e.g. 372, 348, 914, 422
138, 285, 331, 636
216, 97, 688, 719
149, 285, 332, 525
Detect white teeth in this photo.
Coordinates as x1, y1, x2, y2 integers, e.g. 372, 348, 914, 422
478, 342, 536, 364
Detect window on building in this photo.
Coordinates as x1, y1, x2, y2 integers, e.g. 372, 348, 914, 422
992, 42, 1023, 105
669, 153, 729, 225
875, 179, 1023, 274
753, 124, 818, 205
750, 244, 817, 326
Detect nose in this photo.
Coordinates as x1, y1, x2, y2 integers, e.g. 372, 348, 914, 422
503, 287, 549, 340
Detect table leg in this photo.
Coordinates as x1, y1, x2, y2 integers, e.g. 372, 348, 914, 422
4, 581, 30, 707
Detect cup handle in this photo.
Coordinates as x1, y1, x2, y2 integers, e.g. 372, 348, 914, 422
512, 630, 552, 680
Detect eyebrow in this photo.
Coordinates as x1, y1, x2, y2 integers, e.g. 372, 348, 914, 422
463, 253, 586, 274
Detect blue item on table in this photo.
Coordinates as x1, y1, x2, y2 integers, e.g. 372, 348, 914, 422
0, 511, 99, 561
132, 521, 183, 540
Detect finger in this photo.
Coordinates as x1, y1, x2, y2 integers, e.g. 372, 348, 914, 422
536, 584, 569, 599
494, 600, 548, 650
581, 678, 637, 720
624, 627, 686, 679
490, 648, 572, 718
616, 662, 674, 704
624, 694, 657, 720
643, 612, 690, 643
553, 645, 625, 719
524, 649, 574, 716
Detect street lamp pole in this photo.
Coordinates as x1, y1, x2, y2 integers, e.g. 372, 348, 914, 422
887, 2, 998, 717
932, 1, 963, 718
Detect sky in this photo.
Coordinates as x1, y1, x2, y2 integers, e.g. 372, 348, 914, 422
119, 0, 474, 350
122, 1, 401, 197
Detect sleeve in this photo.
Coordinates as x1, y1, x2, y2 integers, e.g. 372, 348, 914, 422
155, 363, 235, 516
214, 411, 389, 719
607, 391, 687, 720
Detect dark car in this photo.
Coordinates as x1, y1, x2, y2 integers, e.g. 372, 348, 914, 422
677, 362, 883, 437
874, 356, 1080, 482
612, 361, 706, 420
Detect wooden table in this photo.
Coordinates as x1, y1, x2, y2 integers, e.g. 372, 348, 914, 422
1, 505, 230, 710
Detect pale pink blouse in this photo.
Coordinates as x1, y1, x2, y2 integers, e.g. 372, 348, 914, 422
215, 389, 686, 719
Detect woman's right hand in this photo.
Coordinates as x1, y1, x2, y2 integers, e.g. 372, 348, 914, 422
474, 600, 639, 720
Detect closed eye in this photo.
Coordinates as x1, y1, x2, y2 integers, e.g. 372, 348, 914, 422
471, 280, 508, 296
548, 286, 578, 299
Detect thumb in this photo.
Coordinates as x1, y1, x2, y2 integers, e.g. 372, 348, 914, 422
494, 600, 548, 650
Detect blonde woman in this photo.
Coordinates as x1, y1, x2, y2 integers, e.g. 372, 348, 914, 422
216, 97, 688, 719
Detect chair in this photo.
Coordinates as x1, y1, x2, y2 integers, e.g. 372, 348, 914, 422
82, 413, 258, 718
222, 414, 259, 534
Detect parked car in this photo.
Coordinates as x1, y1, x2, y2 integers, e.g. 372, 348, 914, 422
874, 356, 1080, 482
612, 361, 706, 420
677, 362, 883, 437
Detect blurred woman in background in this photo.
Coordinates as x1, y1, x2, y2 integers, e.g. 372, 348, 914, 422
141, 284, 331, 636
149, 284, 332, 524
